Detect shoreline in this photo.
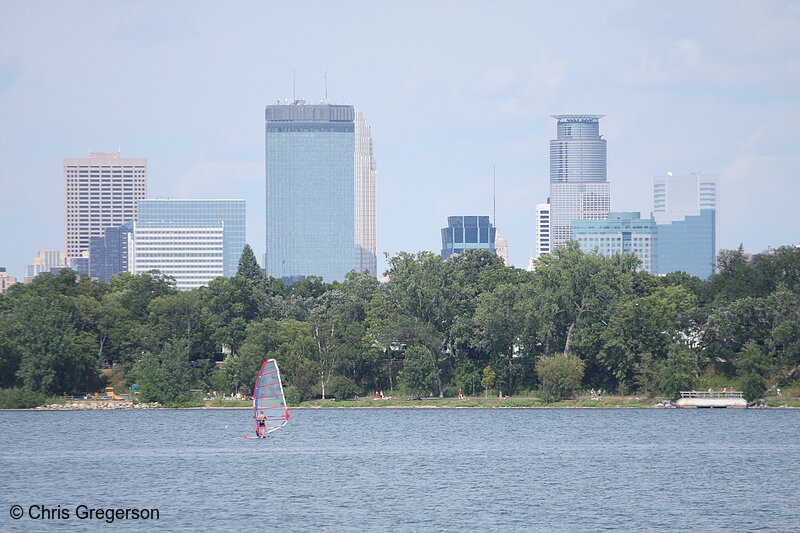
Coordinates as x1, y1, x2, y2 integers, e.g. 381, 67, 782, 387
3, 398, 799, 411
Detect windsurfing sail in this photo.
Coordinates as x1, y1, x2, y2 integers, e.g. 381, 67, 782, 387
252, 358, 290, 436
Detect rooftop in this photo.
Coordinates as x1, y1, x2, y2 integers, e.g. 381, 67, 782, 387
551, 114, 605, 122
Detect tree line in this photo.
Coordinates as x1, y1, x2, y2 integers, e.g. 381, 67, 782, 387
1, 242, 798, 405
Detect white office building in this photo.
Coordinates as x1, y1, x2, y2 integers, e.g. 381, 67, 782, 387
128, 225, 224, 290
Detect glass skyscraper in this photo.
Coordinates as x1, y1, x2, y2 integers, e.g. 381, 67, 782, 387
89, 221, 133, 283
653, 172, 718, 278
135, 199, 245, 279
549, 115, 610, 249
572, 212, 657, 272
265, 101, 377, 282
441, 216, 497, 260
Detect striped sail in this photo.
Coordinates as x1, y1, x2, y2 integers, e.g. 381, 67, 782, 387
253, 359, 289, 435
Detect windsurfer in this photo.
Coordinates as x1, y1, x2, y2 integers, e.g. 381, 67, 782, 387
256, 411, 267, 437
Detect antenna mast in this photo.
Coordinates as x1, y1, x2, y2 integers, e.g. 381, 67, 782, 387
493, 165, 496, 226
292, 68, 296, 102
324, 68, 328, 103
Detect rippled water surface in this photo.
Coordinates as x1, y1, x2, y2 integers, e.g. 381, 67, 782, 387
1, 408, 798, 532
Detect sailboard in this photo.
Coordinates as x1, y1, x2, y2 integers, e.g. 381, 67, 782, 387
244, 358, 290, 439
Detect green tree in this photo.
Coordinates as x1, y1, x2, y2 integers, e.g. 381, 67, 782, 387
220, 319, 318, 400
237, 244, 263, 284
735, 341, 772, 402
633, 352, 660, 397
15, 295, 99, 394
532, 242, 638, 357
480, 365, 496, 398
110, 271, 176, 321
708, 246, 759, 302
399, 346, 438, 397
473, 282, 531, 394
132, 338, 195, 405
598, 285, 696, 389
659, 343, 698, 397
535, 353, 585, 402
204, 275, 261, 355
145, 290, 215, 360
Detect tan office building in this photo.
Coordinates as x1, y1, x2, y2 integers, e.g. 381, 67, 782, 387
64, 152, 146, 259
0, 268, 17, 294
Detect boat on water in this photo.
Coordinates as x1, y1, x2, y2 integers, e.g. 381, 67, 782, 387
244, 358, 290, 438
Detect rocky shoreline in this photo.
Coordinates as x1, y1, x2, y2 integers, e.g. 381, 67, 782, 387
35, 401, 161, 410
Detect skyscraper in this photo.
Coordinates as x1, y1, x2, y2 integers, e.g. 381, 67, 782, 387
653, 172, 718, 278
89, 221, 133, 283
24, 250, 69, 283
0, 268, 18, 294
129, 224, 225, 290
572, 212, 657, 272
265, 101, 377, 283
440, 216, 497, 260
134, 199, 246, 279
64, 152, 146, 259
533, 202, 551, 259
549, 115, 610, 249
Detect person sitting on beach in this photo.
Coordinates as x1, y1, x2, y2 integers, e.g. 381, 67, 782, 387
256, 411, 267, 437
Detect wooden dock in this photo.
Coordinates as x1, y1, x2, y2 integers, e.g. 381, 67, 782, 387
675, 390, 747, 408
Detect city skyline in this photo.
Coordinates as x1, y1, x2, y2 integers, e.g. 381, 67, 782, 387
2, 2, 799, 280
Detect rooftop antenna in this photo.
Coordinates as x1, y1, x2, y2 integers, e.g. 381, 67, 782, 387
492, 165, 497, 226
292, 68, 296, 102
324, 67, 328, 103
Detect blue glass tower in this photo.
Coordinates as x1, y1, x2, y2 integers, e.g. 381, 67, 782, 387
265, 102, 377, 282
441, 216, 496, 260
137, 199, 245, 278
89, 221, 133, 282
655, 209, 716, 278
653, 172, 718, 279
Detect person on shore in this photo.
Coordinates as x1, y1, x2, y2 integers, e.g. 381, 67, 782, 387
256, 411, 267, 438
458, 389, 463, 399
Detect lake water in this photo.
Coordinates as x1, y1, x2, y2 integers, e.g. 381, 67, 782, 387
1, 408, 798, 532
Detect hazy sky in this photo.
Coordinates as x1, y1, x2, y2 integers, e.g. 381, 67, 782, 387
2, 1, 799, 280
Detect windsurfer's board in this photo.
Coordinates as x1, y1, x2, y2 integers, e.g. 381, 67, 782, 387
243, 435, 269, 439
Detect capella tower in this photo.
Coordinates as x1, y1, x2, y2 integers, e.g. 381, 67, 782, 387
265, 100, 377, 282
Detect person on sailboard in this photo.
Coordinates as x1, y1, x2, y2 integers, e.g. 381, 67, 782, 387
256, 411, 268, 437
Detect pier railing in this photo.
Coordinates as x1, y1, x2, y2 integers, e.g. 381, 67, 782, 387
679, 390, 744, 399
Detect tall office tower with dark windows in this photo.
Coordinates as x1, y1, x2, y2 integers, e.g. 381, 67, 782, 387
653, 172, 718, 278
64, 152, 146, 259
89, 221, 134, 283
265, 101, 377, 283
549, 115, 610, 249
441, 216, 497, 260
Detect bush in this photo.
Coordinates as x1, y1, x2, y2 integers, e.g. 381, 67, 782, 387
161, 397, 204, 408
283, 385, 301, 407
535, 353, 585, 402
327, 376, 361, 401
0, 388, 47, 409
740, 374, 767, 403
